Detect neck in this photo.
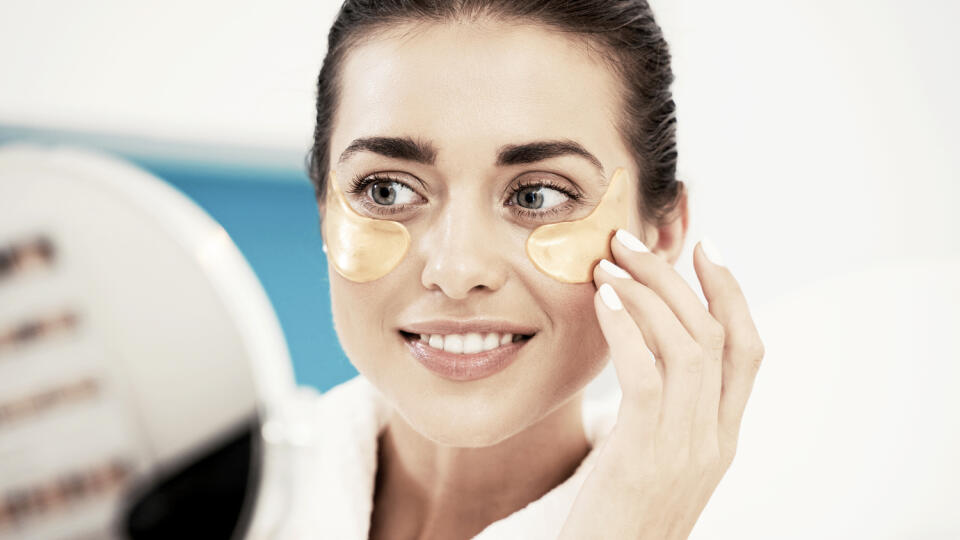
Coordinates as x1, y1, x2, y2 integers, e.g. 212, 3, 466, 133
370, 392, 591, 540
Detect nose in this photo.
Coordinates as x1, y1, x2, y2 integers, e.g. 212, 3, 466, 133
418, 198, 509, 299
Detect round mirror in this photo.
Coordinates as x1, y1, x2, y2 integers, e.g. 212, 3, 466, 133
0, 145, 295, 539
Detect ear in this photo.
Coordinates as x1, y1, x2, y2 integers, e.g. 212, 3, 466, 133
638, 181, 689, 266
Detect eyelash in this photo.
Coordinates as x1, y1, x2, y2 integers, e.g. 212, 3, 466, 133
346, 173, 582, 220
346, 173, 412, 216
508, 180, 582, 220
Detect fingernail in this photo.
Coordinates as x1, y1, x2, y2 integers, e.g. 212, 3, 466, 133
322, 243, 328, 253
615, 229, 649, 253
598, 258, 630, 279
598, 283, 623, 310
700, 236, 725, 266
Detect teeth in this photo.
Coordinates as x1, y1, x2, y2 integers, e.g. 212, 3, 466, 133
443, 334, 464, 354
463, 333, 484, 354
482, 333, 500, 351
417, 332, 528, 354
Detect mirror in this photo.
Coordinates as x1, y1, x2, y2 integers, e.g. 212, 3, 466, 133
0, 144, 296, 539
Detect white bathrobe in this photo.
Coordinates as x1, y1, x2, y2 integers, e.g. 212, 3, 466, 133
246, 374, 621, 539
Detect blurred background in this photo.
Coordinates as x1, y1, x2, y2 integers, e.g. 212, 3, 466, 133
1, 1, 957, 538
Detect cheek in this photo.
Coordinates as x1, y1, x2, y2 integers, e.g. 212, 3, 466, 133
329, 257, 419, 383
328, 267, 388, 372
535, 282, 610, 389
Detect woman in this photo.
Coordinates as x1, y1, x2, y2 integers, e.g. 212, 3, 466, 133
264, 1, 765, 538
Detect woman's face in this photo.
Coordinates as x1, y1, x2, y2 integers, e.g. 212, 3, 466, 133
324, 20, 643, 446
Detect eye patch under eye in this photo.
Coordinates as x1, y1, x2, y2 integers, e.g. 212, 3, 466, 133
322, 169, 411, 283
525, 167, 630, 283
321, 167, 629, 284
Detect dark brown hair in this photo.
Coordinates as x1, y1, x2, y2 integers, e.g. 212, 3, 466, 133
308, 0, 684, 227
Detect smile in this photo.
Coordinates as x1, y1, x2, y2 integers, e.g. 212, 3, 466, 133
400, 331, 531, 354
399, 331, 535, 381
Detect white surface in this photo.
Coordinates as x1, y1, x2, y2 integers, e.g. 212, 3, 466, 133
1, 1, 958, 537
695, 256, 960, 539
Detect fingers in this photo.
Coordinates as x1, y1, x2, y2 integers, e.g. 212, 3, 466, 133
594, 282, 662, 432
611, 229, 725, 356
606, 229, 721, 454
692, 238, 765, 456
594, 260, 700, 452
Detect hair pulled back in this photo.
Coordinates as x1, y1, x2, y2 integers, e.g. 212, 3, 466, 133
309, 0, 683, 227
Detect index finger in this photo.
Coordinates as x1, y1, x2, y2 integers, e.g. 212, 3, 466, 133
610, 229, 725, 353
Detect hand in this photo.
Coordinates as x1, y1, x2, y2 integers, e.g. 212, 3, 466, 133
558, 230, 765, 540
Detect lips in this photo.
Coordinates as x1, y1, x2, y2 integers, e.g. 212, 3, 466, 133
400, 331, 533, 381
397, 319, 538, 380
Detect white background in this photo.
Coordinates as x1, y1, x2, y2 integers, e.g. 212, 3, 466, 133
1, 1, 957, 537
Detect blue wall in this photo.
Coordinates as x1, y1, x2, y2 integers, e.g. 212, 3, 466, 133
149, 165, 357, 393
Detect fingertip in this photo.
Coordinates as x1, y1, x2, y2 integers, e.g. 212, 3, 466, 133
700, 236, 726, 267
598, 282, 623, 311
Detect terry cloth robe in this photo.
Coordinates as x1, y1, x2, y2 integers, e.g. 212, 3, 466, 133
245, 374, 621, 539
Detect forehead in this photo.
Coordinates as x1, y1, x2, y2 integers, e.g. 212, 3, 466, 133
332, 21, 626, 171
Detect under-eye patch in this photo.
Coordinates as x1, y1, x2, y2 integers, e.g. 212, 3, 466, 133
322, 167, 629, 284
525, 167, 629, 283
322, 169, 411, 283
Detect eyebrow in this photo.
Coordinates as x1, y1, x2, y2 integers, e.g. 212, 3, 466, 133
338, 136, 606, 182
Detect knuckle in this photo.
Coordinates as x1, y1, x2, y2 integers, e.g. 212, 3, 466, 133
634, 372, 662, 396
705, 321, 726, 352
747, 336, 765, 371
682, 344, 705, 374
729, 331, 765, 359
694, 446, 721, 470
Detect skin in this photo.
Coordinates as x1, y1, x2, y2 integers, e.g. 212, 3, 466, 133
322, 165, 630, 284
319, 18, 762, 540
323, 168, 411, 282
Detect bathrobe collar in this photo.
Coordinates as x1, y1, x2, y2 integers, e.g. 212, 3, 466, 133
265, 374, 620, 539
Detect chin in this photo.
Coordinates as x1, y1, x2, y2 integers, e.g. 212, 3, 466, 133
397, 385, 545, 448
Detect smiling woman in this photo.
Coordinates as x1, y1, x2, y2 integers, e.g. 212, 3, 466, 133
252, 1, 765, 539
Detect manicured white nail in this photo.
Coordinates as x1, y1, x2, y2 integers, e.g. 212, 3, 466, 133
322, 243, 328, 253
700, 236, 725, 266
615, 229, 649, 253
598, 283, 623, 311
598, 258, 630, 279
648, 348, 657, 365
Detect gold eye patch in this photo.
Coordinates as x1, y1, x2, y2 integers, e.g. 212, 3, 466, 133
525, 167, 630, 283
322, 167, 629, 284
321, 170, 411, 282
